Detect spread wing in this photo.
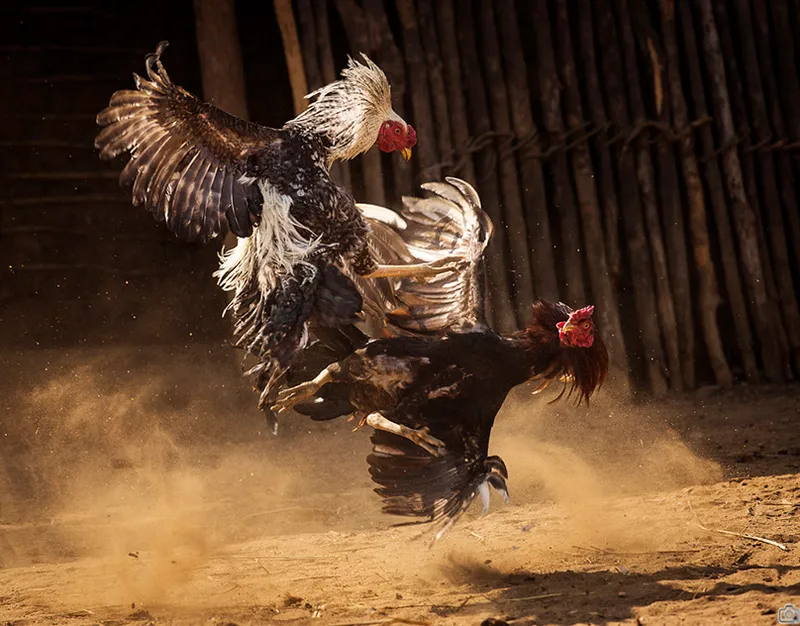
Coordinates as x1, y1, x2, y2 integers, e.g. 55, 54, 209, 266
95, 41, 281, 242
354, 177, 493, 336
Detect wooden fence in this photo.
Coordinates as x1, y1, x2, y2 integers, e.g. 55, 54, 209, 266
275, 0, 800, 394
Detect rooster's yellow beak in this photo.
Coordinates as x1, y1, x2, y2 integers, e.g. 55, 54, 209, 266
401, 147, 412, 161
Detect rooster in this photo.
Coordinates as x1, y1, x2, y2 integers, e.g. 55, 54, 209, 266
272, 178, 609, 540
95, 42, 457, 422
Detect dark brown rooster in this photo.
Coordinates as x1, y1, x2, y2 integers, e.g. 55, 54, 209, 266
272, 178, 609, 540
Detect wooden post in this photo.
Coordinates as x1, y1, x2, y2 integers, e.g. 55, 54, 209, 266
417, 0, 453, 179
711, 0, 786, 373
497, 0, 559, 303
334, 0, 385, 205
478, 0, 536, 326
576, 0, 622, 291
748, 0, 800, 375
531, 0, 586, 308
661, 0, 733, 388
274, 0, 309, 115
596, 0, 668, 394
363, 0, 413, 198
455, 0, 516, 332
395, 0, 439, 183
435, 0, 476, 184
296, 0, 322, 94
698, 0, 782, 383
554, 0, 631, 388
677, 1, 758, 382
193, 0, 249, 120
615, 0, 681, 391
312, 0, 351, 190
769, 0, 800, 277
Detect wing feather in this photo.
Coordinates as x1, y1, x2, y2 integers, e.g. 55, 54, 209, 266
355, 177, 493, 337
95, 41, 280, 242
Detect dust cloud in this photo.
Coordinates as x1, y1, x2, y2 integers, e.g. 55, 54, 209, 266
0, 347, 724, 609
485, 375, 723, 555
0, 345, 375, 606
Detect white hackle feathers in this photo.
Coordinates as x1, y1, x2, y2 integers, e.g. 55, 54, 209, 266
286, 54, 395, 163
215, 179, 325, 301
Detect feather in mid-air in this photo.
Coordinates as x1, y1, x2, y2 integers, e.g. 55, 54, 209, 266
95, 42, 459, 430
272, 178, 610, 541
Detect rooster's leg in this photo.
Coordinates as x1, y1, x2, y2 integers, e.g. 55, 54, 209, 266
365, 256, 464, 280
365, 412, 447, 457
271, 366, 334, 414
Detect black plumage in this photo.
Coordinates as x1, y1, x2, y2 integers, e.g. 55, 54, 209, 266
274, 178, 610, 540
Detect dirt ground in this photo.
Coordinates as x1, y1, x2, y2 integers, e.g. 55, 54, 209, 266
1, 345, 799, 625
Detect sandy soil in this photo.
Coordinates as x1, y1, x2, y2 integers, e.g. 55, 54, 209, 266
1, 345, 798, 625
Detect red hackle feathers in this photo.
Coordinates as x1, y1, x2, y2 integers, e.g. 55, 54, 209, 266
523, 300, 609, 406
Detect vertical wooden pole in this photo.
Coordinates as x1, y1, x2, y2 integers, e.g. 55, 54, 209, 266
193, 0, 249, 120
614, 0, 679, 392
455, 0, 516, 332
677, 1, 758, 382
554, 0, 631, 388
363, 0, 413, 199
596, 0, 668, 393
497, 0, 559, 304
662, 0, 733, 388
313, 0, 351, 190
396, 0, 439, 182
274, 0, 309, 115
334, 0, 385, 205
478, 0, 536, 326
698, 0, 782, 383
435, 0, 477, 185
531, 0, 586, 308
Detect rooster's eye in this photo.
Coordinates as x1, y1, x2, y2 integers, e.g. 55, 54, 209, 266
583, 322, 590, 329
394, 127, 401, 134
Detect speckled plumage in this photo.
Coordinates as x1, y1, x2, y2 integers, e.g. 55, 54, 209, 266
95, 42, 404, 426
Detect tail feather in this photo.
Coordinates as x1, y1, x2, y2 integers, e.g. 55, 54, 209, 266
367, 430, 509, 542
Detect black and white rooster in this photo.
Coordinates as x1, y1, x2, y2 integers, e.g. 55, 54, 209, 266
95, 42, 456, 426
272, 178, 610, 542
